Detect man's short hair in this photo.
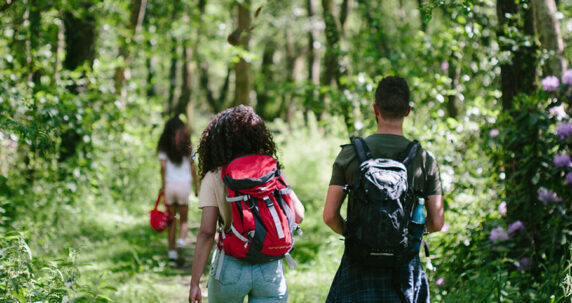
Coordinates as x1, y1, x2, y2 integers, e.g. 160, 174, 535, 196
375, 76, 410, 118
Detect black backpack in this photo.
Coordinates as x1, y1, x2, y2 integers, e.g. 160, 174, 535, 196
344, 137, 425, 267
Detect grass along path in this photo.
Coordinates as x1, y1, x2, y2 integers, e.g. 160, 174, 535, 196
57, 191, 341, 302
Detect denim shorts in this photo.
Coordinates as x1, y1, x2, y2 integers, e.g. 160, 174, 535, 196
207, 249, 288, 303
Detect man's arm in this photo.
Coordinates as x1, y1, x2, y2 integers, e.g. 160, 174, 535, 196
425, 194, 444, 232
323, 185, 347, 235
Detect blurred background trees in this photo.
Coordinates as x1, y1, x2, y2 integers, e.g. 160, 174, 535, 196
1, 0, 571, 301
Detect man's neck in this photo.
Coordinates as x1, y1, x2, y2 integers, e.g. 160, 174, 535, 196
376, 119, 404, 136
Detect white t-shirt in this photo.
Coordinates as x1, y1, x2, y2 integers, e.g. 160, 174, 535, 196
159, 151, 194, 182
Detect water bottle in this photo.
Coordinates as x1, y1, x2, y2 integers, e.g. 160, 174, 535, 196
411, 197, 425, 251
412, 197, 426, 224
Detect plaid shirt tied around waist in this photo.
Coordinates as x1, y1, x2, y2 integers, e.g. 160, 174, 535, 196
326, 254, 430, 303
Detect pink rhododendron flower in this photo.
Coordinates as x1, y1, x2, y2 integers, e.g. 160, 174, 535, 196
508, 220, 525, 234
538, 188, 562, 205
566, 172, 572, 185
489, 129, 500, 138
553, 153, 571, 167
563, 69, 572, 85
556, 123, 572, 140
498, 201, 507, 216
441, 61, 449, 72
436, 277, 445, 286
517, 257, 530, 271
542, 76, 560, 91
549, 104, 568, 120
441, 223, 449, 232
489, 226, 509, 242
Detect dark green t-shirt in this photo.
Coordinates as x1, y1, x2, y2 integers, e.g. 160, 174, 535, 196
329, 134, 443, 196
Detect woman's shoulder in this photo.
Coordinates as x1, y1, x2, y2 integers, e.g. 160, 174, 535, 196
203, 168, 223, 183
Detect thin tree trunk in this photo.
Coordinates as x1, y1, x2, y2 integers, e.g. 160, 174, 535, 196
60, 2, 96, 162
446, 56, 460, 118
280, 29, 296, 122
234, 0, 252, 106
167, 42, 178, 114
114, 0, 147, 96
417, 0, 427, 31
321, 0, 340, 87
305, 0, 321, 121
532, 0, 566, 78
340, 0, 351, 35
0, 0, 16, 12
496, 0, 536, 111
146, 44, 156, 97
28, 0, 41, 86
63, 6, 96, 72
321, 0, 351, 130
177, 40, 193, 116
497, 0, 539, 265
199, 63, 230, 113
255, 40, 276, 119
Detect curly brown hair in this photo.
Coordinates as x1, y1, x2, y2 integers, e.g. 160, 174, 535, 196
157, 116, 191, 165
198, 105, 278, 179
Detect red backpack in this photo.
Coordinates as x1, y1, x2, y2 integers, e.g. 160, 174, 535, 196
218, 154, 301, 266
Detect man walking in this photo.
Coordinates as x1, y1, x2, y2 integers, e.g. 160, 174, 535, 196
323, 76, 444, 302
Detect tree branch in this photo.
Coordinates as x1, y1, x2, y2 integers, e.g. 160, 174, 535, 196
0, 0, 17, 12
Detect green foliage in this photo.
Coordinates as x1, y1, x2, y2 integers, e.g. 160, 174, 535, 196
430, 89, 572, 302
0, 232, 80, 302
1, 0, 571, 302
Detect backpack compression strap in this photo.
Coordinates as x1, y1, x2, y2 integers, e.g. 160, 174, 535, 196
352, 137, 372, 163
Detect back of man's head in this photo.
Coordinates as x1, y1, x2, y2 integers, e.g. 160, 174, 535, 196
375, 76, 410, 119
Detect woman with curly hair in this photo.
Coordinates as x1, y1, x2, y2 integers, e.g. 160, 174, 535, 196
189, 105, 304, 303
157, 116, 199, 263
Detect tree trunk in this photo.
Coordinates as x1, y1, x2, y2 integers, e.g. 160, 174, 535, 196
321, 0, 340, 88
417, 0, 427, 31
531, 0, 566, 78
497, 0, 540, 269
234, 0, 252, 106
305, 0, 321, 121
280, 29, 297, 122
0, 0, 16, 12
114, 0, 147, 96
28, 0, 41, 86
446, 54, 460, 118
340, 0, 351, 35
199, 63, 230, 113
60, 1, 96, 162
63, 5, 96, 72
255, 40, 275, 119
496, 0, 536, 111
167, 42, 178, 115
177, 41, 193, 117
321, 0, 351, 130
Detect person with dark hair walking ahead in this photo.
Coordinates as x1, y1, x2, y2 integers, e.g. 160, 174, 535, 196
189, 105, 305, 303
157, 116, 199, 262
323, 76, 445, 302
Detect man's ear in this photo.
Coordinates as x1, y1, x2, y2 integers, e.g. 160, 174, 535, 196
373, 104, 380, 117
404, 106, 412, 117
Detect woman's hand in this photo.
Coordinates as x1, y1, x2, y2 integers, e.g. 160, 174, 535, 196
189, 283, 202, 303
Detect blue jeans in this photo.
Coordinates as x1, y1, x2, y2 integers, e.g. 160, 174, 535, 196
208, 250, 288, 303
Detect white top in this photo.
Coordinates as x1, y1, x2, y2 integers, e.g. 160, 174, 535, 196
159, 151, 194, 182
